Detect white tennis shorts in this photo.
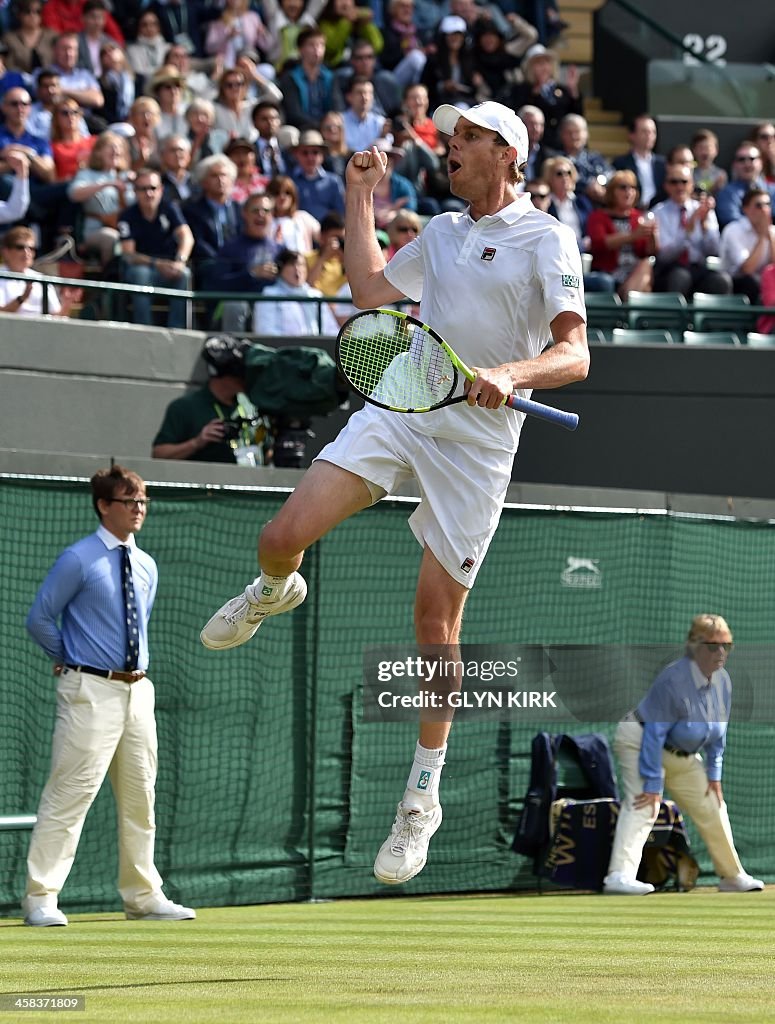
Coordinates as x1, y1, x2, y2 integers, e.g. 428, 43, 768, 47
315, 405, 514, 587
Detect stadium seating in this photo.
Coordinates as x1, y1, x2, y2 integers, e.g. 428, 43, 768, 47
627, 291, 688, 342
690, 292, 755, 334
584, 293, 625, 338
682, 331, 742, 346
745, 332, 775, 347
611, 328, 674, 344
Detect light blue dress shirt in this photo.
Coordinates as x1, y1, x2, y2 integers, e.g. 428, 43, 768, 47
637, 656, 731, 793
26, 525, 157, 672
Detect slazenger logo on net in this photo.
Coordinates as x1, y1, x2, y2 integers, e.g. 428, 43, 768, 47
561, 556, 602, 589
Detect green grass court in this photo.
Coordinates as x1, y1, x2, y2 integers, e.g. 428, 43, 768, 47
2, 891, 774, 1024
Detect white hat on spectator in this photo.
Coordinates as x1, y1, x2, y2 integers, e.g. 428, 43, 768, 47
439, 15, 467, 34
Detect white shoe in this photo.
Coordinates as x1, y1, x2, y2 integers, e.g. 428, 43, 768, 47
24, 902, 68, 927
200, 572, 307, 650
718, 872, 765, 892
373, 802, 442, 885
603, 872, 655, 896
125, 897, 196, 920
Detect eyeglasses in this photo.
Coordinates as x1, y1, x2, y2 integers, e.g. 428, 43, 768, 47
666, 178, 691, 185
395, 225, 419, 233
7, 243, 37, 252
735, 154, 757, 162
757, 132, 775, 140
529, 191, 550, 199
6, 99, 31, 107
752, 200, 772, 209
700, 641, 732, 652
109, 497, 151, 509
247, 207, 273, 215
554, 169, 572, 177
137, 184, 160, 192
224, 80, 244, 88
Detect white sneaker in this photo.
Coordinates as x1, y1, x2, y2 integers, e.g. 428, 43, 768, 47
200, 572, 307, 650
718, 872, 765, 892
373, 802, 442, 885
603, 872, 655, 896
24, 901, 68, 927
125, 897, 196, 920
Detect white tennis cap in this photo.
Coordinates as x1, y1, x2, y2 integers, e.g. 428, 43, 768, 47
432, 101, 529, 166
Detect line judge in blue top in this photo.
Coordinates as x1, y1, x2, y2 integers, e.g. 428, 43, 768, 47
23, 465, 195, 927
604, 613, 764, 895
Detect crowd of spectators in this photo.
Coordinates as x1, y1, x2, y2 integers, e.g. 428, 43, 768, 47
0, 0, 773, 331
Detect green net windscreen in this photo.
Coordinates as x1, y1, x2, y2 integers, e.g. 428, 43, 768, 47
1, 478, 773, 913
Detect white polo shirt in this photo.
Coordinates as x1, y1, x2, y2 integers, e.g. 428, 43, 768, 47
383, 195, 586, 453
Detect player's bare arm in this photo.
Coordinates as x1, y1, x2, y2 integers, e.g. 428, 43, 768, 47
344, 147, 406, 309
465, 312, 589, 408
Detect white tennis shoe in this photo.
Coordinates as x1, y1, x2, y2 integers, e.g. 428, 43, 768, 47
200, 572, 307, 650
125, 896, 196, 920
602, 872, 655, 896
23, 899, 68, 927
718, 872, 765, 892
373, 801, 442, 885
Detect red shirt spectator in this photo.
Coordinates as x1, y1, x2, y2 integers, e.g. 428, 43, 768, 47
42, 0, 125, 46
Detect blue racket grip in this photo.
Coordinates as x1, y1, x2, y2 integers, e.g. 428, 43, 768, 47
504, 394, 579, 431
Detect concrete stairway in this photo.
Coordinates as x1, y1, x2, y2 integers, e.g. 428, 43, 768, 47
554, 0, 629, 157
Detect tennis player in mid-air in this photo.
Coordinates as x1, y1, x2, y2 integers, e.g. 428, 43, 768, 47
201, 101, 589, 885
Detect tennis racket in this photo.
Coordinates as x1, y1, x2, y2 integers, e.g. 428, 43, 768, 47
336, 308, 579, 431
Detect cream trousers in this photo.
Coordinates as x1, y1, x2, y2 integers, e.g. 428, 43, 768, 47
607, 719, 744, 880
24, 668, 163, 913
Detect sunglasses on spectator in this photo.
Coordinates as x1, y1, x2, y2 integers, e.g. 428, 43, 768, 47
700, 641, 732, 652
529, 190, 550, 199
7, 243, 37, 251
6, 99, 31, 107
757, 132, 775, 140
666, 178, 691, 184
224, 80, 244, 88
735, 154, 757, 162
137, 184, 160, 192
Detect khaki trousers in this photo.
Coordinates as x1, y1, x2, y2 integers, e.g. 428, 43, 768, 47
607, 720, 744, 880
24, 668, 163, 913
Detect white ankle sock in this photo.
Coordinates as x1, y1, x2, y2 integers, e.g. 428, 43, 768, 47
403, 742, 446, 810
248, 572, 290, 604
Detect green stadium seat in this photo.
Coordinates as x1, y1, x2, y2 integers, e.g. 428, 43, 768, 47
627, 291, 688, 342
585, 292, 624, 331
745, 332, 775, 347
690, 293, 755, 333
611, 328, 673, 344
586, 327, 607, 344
682, 331, 741, 346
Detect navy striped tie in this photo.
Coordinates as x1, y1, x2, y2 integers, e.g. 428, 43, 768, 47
120, 545, 140, 671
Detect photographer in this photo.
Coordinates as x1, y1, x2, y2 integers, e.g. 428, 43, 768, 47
151, 335, 265, 464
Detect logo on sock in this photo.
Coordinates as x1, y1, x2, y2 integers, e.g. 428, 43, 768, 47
262, 585, 273, 596
417, 770, 433, 790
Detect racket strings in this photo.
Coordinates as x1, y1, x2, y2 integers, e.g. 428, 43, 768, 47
339, 313, 457, 410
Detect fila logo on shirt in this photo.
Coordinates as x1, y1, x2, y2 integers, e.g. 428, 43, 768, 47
460, 556, 476, 574
480, 247, 496, 261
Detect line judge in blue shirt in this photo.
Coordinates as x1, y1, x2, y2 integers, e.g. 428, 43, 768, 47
604, 613, 764, 895
23, 465, 195, 927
